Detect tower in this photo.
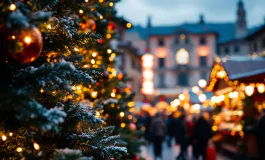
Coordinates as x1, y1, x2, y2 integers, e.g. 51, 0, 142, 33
236, 0, 247, 38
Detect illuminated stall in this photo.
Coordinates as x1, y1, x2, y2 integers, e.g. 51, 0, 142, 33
205, 56, 265, 157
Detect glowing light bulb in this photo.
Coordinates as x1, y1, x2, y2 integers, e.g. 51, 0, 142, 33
245, 85, 254, 96
120, 123, 125, 128
199, 94, 206, 102
198, 79, 207, 88
79, 10, 84, 14
40, 88, 44, 93
100, 15, 103, 19
111, 92, 116, 97
217, 70, 227, 78
126, 23, 132, 28
9, 132, 13, 136
106, 34, 111, 39
128, 115, 133, 120
96, 111, 100, 116
11, 35, 16, 39
92, 52, 97, 57
212, 126, 218, 131
179, 94, 185, 101
258, 84, 265, 94
111, 53, 116, 57
91, 91, 98, 98
120, 112, 125, 117
33, 143, 40, 150
192, 86, 200, 93
2, 135, 7, 141
74, 47, 79, 51
84, 64, 88, 68
24, 36, 32, 44
9, 4, 16, 11
91, 59, 95, 64
16, 147, 23, 152
47, 24, 52, 29
107, 49, 112, 54
99, 0, 104, 2
109, 2, 114, 7
85, 0, 89, 2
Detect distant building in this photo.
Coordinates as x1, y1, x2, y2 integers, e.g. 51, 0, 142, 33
124, 0, 263, 99
246, 24, 265, 56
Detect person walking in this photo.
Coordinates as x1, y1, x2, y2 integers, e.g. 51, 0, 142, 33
193, 115, 213, 160
257, 109, 265, 160
172, 114, 187, 160
150, 113, 167, 160
166, 113, 174, 148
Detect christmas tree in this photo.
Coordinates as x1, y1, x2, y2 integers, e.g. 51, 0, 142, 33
0, 0, 135, 159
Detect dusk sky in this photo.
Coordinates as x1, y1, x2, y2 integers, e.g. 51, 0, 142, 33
116, 0, 265, 27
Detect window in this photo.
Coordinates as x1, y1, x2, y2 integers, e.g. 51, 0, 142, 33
234, 46, 240, 53
158, 38, 165, 46
131, 59, 136, 69
175, 38, 179, 44
199, 37, 206, 45
201, 72, 207, 80
224, 47, 230, 54
159, 74, 166, 88
200, 56, 207, 67
262, 38, 265, 48
178, 72, 188, 86
158, 58, 165, 68
185, 38, 189, 44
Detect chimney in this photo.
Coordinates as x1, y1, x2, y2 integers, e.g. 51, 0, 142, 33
199, 14, 205, 24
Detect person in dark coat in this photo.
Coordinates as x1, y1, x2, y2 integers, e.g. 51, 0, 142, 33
193, 115, 213, 160
257, 109, 265, 160
172, 114, 187, 160
166, 113, 174, 148
150, 113, 167, 160
143, 111, 152, 142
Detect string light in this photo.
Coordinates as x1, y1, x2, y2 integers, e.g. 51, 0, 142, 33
128, 101, 135, 107
111, 92, 115, 97
91, 59, 95, 64
212, 126, 218, 131
2, 135, 7, 141
79, 10, 84, 14
106, 34, 111, 39
92, 52, 97, 57
128, 115, 133, 120
100, 15, 103, 19
91, 91, 98, 98
33, 143, 40, 150
107, 49, 112, 54
126, 23, 132, 28
24, 36, 32, 44
199, 94, 206, 102
192, 86, 200, 93
99, 0, 104, 2
74, 47, 79, 52
9, 4, 16, 11
179, 94, 185, 101
120, 112, 125, 117
11, 35, 16, 39
85, 0, 89, 2
109, 2, 114, 7
245, 85, 254, 96
198, 79, 207, 88
257, 84, 265, 94
9, 132, 13, 136
120, 123, 125, 128
40, 88, 44, 93
16, 147, 23, 152
47, 24, 52, 29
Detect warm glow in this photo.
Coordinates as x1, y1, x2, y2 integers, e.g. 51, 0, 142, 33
179, 94, 185, 101
24, 36, 32, 44
128, 101, 135, 107
192, 86, 200, 93
9, 4, 16, 11
99, 0, 104, 2
2, 135, 7, 141
74, 47, 79, 51
212, 125, 218, 131
111, 92, 116, 97
9, 133, 13, 136
217, 70, 227, 79
198, 46, 209, 56
85, 0, 89, 2
91, 59, 95, 64
142, 54, 154, 68
143, 70, 154, 80
47, 24, 52, 29
11, 35, 16, 39
198, 79, 207, 88
180, 34, 185, 40
171, 99, 180, 107
128, 115, 133, 120
199, 94, 206, 102
16, 147, 23, 152
120, 123, 126, 128
192, 104, 200, 111
33, 143, 40, 150
120, 112, 125, 117
100, 15, 103, 19
184, 103, 190, 110
40, 88, 44, 93
79, 9, 84, 14
109, 2, 114, 7
211, 96, 218, 103
219, 95, 225, 101
96, 111, 100, 116
126, 23, 132, 28
92, 52, 97, 57
91, 91, 98, 98
257, 84, 265, 94
245, 85, 254, 96
176, 48, 189, 65
107, 49, 112, 54
229, 91, 238, 99
106, 34, 111, 39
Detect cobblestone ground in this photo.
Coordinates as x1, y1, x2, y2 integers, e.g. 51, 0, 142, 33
140, 143, 231, 160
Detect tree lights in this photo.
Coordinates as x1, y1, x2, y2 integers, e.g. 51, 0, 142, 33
141, 51, 154, 95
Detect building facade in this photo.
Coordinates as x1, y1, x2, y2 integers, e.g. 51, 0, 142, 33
247, 24, 265, 56
124, 0, 263, 99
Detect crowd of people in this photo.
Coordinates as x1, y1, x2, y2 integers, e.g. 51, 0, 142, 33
138, 112, 213, 160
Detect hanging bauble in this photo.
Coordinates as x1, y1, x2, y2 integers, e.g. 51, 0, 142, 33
115, 87, 123, 94
134, 155, 140, 160
80, 19, 96, 31
101, 70, 109, 80
108, 21, 116, 31
99, 38, 104, 44
0, 26, 43, 64
129, 123, 136, 131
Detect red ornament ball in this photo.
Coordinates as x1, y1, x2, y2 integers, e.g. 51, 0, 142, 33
108, 22, 116, 31
129, 123, 136, 131
80, 19, 96, 31
0, 26, 43, 64
99, 38, 104, 44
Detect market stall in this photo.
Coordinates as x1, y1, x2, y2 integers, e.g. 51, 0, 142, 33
205, 56, 265, 158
